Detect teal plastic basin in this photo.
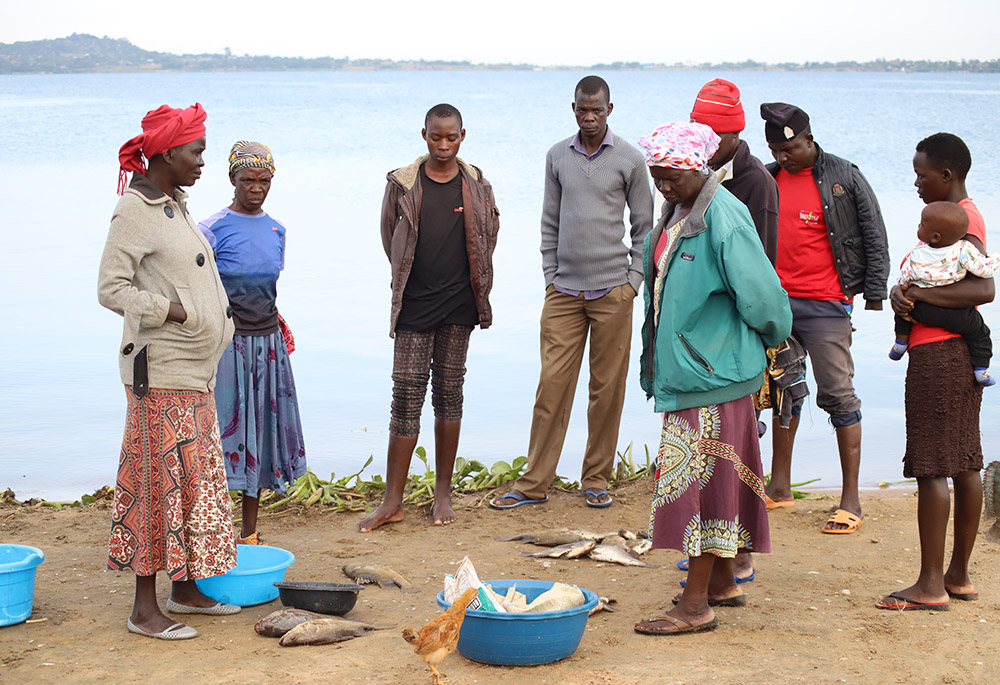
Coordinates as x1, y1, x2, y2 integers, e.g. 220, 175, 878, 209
0, 544, 45, 627
195, 544, 294, 606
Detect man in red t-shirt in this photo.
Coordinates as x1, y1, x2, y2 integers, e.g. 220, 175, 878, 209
760, 103, 889, 534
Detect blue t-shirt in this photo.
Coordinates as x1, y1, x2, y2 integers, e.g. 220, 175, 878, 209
199, 208, 285, 336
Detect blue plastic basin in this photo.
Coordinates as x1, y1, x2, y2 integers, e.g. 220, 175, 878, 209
0, 544, 45, 627
435, 579, 598, 665
195, 544, 294, 606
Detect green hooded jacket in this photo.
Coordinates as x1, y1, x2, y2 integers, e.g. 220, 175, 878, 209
639, 174, 792, 412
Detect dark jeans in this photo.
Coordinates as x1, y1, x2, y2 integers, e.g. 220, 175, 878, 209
895, 302, 992, 368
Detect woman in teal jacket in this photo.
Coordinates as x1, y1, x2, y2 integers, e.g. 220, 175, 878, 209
633, 122, 791, 636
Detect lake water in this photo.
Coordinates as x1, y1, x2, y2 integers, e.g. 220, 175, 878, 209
2, 69, 1000, 501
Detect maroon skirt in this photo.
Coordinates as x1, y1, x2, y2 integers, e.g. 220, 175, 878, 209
649, 394, 770, 557
904, 338, 983, 478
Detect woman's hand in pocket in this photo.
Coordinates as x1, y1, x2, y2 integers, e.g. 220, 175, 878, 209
166, 301, 187, 324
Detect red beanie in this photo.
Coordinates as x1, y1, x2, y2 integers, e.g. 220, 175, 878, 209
117, 103, 207, 194
690, 79, 745, 133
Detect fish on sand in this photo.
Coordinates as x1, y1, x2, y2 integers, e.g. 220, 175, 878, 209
520, 539, 597, 559
278, 617, 390, 647
343, 563, 414, 590
588, 543, 659, 568
497, 528, 614, 546
255, 608, 327, 637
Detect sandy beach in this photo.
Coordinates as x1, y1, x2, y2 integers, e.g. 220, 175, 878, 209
3, 480, 1000, 684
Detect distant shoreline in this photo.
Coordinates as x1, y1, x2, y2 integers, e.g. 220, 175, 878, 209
2, 34, 999, 75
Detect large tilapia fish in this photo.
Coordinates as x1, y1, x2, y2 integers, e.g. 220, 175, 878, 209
588, 543, 659, 568
278, 618, 385, 647
255, 608, 326, 637
342, 563, 414, 590
520, 539, 596, 559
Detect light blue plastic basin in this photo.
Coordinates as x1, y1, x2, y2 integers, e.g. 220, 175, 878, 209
436, 579, 598, 665
0, 544, 45, 627
194, 544, 294, 606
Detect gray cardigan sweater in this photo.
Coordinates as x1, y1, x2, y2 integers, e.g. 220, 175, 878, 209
98, 175, 235, 393
540, 132, 654, 292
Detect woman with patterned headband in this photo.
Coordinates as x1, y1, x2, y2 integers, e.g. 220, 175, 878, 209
633, 122, 791, 636
199, 141, 307, 545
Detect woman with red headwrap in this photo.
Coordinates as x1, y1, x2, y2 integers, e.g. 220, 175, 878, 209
98, 103, 239, 640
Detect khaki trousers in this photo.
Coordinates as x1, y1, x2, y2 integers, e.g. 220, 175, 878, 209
515, 283, 635, 498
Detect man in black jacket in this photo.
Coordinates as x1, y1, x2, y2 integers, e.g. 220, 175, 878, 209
760, 102, 889, 535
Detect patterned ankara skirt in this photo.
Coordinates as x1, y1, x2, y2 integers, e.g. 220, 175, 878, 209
108, 386, 237, 580
215, 332, 307, 497
649, 394, 771, 558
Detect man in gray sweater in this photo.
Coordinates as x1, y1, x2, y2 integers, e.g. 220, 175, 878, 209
492, 75, 653, 509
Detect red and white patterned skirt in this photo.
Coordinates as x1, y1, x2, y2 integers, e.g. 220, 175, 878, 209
108, 386, 237, 580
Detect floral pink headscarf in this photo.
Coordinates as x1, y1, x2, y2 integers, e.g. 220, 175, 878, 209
637, 122, 721, 171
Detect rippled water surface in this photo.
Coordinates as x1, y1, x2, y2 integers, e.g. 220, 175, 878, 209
3, 69, 999, 499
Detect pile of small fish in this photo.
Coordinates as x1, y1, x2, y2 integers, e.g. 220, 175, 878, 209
342, 563, 417, 591
254, 608, 393, 647
498, 527, 658, 568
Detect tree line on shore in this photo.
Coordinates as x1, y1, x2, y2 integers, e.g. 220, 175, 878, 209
2, 34, 998, 75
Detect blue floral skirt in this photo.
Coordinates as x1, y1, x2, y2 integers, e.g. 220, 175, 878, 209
214, 332, 307, 496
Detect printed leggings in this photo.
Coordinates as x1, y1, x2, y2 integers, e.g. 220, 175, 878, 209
390, 324, 473, 436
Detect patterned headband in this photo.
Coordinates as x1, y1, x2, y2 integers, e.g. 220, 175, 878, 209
228, 140, 275, 175
637, 122, 720, 171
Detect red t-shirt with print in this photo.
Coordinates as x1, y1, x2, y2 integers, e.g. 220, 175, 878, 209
775, 168, 846, 302
909, 197, 988, 348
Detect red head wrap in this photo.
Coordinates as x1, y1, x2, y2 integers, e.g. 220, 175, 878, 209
690, 79, 745, 134
117, 103, 207, 194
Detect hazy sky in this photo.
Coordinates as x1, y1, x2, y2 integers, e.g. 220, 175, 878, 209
4, 0, 997, 65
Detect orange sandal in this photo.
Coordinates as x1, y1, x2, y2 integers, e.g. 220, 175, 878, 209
822, 509, 863, 534
236, 531, 261, 545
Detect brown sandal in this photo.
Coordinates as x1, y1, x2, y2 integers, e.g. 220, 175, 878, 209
634, 614, 719, 635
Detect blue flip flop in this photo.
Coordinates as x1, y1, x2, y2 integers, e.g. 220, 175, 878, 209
489, 491, 548, 510
679, 568, 755, 587
584, 489, 613, 508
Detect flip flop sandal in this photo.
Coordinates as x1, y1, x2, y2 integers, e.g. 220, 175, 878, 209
765, 494, 794, 510
822, 508, 863, 534
875, 591, 949, 611
679, 568, 754, 587
672, 593, 747, 608
584, 489, 613, 508
946, 589, 979, 601
489, 491, 548, 510
634, 614, 719, 635
127, 618, 199, 640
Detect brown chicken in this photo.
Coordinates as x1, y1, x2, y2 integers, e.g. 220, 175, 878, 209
402, 587, 478, 685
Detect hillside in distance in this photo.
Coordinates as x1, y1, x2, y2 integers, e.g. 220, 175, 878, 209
1, 34, 998, 74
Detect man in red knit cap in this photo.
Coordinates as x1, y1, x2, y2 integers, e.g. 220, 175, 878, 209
690, 78, 778, 264
685, 78, 779, 586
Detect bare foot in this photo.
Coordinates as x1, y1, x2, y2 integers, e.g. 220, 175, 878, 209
359, 501, 405, 533
432, 495, 457, 526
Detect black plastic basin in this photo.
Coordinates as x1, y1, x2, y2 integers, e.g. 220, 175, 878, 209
273, 581, 364, 615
